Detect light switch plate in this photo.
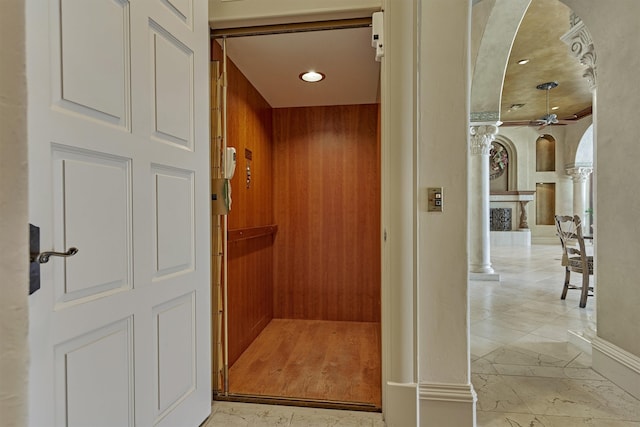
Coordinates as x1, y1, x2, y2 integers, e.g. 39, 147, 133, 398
427, 187, 443, 212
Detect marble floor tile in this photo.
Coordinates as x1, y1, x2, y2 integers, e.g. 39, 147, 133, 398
472, 373, 531, 413
205, 401, 385, 427
471, 307, 494, 323
476, 410, 551, 426
487, 312, 549, 334
289, 407, 383, 427
508, 334, 583, 365
491, 363, 605, 380
477, 411, 640, 427
529, 324, 578, 342
206, 401, 293, 427
471, 319, 530, 344
482, 345, 571, 368
501, 375, 640, 420
472, 335, 506, 358
472, 357, 499, 375
540, 415, 640, 426
566, 352, 593, 368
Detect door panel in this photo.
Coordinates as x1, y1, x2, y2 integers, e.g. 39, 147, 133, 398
153, 293, 196, 418
52, 147, 132, 305
151, 21, 194, 148
27, 0, 211, 426
55, 318, 134, 427
55, 0, 131, 127
153, 167, 194, 277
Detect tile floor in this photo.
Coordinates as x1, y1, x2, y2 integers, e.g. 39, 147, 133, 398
472, 244, 639, 426
203, 244, 640, 426
203, 402, 385, 427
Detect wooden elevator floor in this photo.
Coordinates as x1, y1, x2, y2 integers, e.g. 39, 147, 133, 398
228, 318, 382, 409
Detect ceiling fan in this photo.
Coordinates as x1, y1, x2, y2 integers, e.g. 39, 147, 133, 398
530, 81, 577, 130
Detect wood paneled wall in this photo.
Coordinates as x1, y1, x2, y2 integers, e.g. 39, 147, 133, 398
272, 105, 381, 322
213, 43, 275, 366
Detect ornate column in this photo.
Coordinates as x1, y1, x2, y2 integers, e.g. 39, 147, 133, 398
469, 123, 500, 279
566, 166, 593, 233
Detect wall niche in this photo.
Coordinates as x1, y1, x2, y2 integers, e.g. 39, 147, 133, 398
536, 182, 556, 225
536, 134, 556, 171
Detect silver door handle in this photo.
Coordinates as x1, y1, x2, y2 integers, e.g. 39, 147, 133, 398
31, 247, 79, 264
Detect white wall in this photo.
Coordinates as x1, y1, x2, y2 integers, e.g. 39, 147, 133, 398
562, 116, 593, 167
417, 1, 475, 425
379, 1, 419, 424
562, 0, 640, 388
0, 1, 29, 425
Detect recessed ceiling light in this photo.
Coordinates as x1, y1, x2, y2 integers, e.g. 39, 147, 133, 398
517, 59, 530, 65
299, 71, 325, 83
551, 106, 560, 110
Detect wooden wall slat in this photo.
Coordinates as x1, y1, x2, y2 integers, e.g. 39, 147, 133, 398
213, 43, 275, 367
227, 236, 274, 366
272, 105, 381, 322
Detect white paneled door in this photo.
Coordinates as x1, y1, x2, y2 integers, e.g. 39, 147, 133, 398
26, 0, 211, 426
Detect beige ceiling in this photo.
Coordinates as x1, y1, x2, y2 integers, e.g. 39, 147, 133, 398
500, 0, 593, 124
212, 0, 593, 121
217, 26, 380, 108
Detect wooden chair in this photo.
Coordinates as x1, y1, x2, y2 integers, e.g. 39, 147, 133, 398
554, 215, 594, 308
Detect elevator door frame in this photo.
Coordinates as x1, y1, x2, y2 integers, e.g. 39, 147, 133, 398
210, 18, 383, 411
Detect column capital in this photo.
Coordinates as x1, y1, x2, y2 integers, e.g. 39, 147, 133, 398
561, 17, 597, 91
469, 123, 499, 155
566, 166, 593, 182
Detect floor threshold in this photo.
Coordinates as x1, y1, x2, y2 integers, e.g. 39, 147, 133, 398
213, 393, 381, 413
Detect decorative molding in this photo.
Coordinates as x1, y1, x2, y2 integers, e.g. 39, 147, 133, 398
566, 167, 593, 182
470, 124, 499, 155
569, 12, 582, 28
561, 19, 597, 90
470, 111, 500, 123
419, 382, 477, 403
592, 336, 640, 400
592, 337, 640, 377
565, 162, 594, 170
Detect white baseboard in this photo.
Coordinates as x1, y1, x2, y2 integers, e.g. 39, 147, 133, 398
592, 337, 640, 400
419, 382, 476, 427
384, 382, 417, 427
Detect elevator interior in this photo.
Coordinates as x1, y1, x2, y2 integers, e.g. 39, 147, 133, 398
210, 23, 382, 411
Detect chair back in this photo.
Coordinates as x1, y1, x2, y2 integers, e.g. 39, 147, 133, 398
554, 214, 588, 269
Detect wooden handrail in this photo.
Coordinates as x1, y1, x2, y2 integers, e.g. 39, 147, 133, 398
228, 225, 278, 243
